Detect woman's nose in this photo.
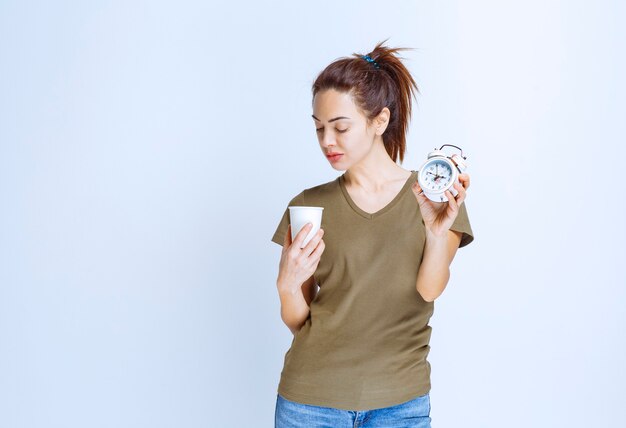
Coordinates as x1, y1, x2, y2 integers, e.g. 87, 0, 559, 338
320, 133, 336, 148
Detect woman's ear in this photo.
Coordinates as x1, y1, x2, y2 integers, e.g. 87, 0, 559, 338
374, 107, 391, 135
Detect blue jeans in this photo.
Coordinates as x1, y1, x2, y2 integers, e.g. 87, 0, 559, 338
275, 392, 432, 428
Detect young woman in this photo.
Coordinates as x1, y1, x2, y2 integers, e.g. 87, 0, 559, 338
270, 39, 474, 428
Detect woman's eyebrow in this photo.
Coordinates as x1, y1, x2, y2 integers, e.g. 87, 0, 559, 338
311, 115, 351, 122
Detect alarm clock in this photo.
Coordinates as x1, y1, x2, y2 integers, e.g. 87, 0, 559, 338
416, 144, 468, 203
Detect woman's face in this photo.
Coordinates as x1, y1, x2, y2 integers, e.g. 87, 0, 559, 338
312, 89, 380, 170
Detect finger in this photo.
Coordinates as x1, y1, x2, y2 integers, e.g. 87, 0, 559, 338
446, 190, 458, 210
450, 184, 465, 208
412, 181, 426, 198
303, 227, 324, 255
458, 173, 470, 190
454, 181, 466, 202
307, 237, 326, 263
299, 227, 322, 256
294, 222, 314, 248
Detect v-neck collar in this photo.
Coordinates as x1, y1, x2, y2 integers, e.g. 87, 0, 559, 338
338, 170, 417, 220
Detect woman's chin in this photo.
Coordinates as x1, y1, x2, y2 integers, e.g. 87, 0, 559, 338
329, 164, 347, 172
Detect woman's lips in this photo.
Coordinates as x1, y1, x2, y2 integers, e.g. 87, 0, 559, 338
327, 154, 343, 162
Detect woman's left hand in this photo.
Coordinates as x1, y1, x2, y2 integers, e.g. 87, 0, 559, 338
411, 173, 470, 235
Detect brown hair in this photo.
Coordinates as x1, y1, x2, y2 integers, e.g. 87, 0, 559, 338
311, 38, 420, 164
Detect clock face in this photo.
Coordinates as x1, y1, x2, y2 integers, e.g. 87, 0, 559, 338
422, 159, 453, 192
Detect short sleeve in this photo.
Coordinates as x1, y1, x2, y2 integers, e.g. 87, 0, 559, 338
270, 190, 306, 247
450, 201, 474, 248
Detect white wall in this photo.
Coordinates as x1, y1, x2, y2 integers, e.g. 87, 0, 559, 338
1, 0, 624, 426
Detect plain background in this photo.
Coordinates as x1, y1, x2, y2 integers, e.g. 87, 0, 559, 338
1, 1, 624, 427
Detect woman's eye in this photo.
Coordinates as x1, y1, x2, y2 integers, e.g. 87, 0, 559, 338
316, 128, 348, 133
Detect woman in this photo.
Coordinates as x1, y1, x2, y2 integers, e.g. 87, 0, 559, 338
270, 39, 474, 428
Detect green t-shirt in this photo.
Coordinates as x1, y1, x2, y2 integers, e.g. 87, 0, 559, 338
270, 169, 474, 411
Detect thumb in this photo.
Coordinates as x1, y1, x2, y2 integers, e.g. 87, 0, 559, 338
412, 181, 426, 199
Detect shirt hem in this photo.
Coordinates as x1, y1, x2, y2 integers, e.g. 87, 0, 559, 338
277, 381, 431, 411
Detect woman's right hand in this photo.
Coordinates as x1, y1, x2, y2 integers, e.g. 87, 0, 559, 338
276, 223, 325, 294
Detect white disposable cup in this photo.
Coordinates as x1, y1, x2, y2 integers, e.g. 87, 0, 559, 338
288, 206, 324, 248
